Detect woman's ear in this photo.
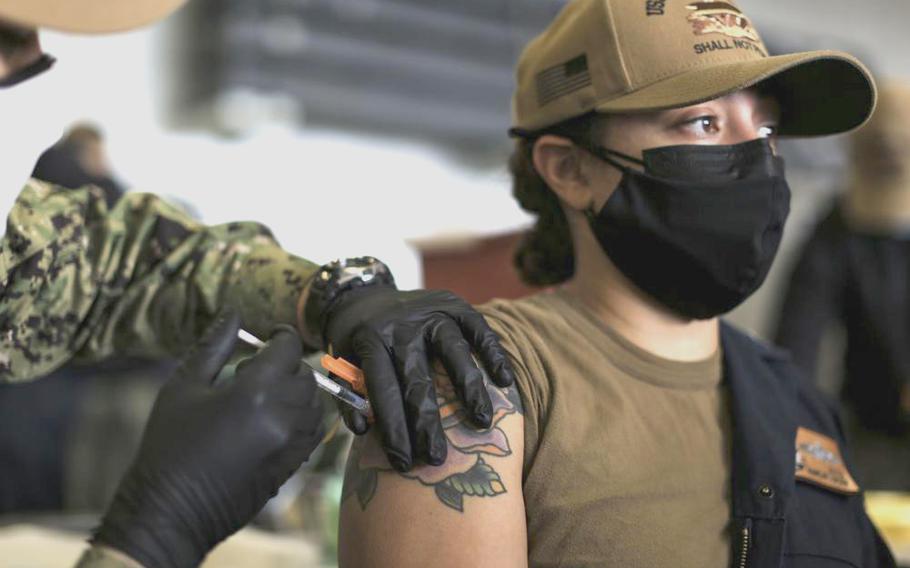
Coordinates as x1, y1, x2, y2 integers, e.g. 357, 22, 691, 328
532, 135, 594, 212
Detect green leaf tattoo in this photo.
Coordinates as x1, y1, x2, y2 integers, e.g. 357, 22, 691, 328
342, 448, 378, 510
433, 459, 507, 512
434, 480, 464, 512
343, 375, 523, 513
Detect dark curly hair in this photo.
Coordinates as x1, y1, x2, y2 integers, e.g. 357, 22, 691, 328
511, 112, 608, 286
0, 22, 36, 58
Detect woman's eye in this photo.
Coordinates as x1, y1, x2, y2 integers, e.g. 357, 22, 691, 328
683, 116, 719, 135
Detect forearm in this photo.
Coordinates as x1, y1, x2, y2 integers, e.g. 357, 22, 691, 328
221, 232, 317, 343
0, 180, 318, 381
73, 219, 317, 362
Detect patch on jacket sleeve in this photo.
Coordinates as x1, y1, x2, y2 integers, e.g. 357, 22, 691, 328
795, 426, 860, 495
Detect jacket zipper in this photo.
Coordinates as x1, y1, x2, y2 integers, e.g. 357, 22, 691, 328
738, 518, 752, 568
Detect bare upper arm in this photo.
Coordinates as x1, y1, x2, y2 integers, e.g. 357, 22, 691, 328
338, 373, 527, 568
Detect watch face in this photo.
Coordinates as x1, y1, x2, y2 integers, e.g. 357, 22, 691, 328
303, 257, 396, 347
331, 257, 390, 287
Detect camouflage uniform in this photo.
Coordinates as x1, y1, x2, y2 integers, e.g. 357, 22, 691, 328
0, 179, 318, 382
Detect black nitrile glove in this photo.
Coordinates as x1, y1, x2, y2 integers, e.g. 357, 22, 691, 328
92, 312, 324, 568
323, 286, 515, 472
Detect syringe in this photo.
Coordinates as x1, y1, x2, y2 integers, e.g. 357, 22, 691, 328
237, 329, 372, 418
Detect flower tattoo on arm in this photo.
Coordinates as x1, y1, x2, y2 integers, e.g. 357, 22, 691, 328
342, 372, 524, 513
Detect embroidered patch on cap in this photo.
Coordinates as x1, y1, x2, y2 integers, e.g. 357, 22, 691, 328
685, 2, 759, 41
535, 54, 592, 107
795, 426, 860, 495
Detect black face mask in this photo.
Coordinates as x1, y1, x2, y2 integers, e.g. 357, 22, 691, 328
579, 138, 790, 320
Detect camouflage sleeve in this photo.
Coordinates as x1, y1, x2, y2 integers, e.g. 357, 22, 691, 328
74, 547, 143, 568
0, 179, 319, 382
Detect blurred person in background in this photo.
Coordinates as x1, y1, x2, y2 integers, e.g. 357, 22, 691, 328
33, 123, 126, 207
775, 81, 910, 491
339, 1, 895, 566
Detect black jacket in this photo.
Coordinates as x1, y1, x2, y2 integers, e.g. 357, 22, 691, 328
722, 322, 894, 567
774, 204, 910, 434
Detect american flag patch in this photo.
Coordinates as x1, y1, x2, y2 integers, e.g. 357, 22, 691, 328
535, 54, 591, 106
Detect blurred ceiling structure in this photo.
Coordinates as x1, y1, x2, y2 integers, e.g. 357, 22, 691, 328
179, 0, 565, 149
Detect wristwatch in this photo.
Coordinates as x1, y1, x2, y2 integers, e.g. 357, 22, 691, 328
297, 256, 396, 350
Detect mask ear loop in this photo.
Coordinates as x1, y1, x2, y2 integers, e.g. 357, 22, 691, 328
573, 142, 644, 220
508, 127, 645, 172
575, 142, 645, 173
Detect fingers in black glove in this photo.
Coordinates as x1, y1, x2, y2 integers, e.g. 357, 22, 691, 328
280, 364, 327, 475
177, 310, 242, 385
353, 331, 413, 472
429, 319, 494, 428
238, 324, 302, 382
392, 332, 447, 466
451, 310, 516, 388
340, 400, 369, 435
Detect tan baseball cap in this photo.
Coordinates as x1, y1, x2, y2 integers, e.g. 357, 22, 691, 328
511, 0, 876, 137
0, 0, 189, 34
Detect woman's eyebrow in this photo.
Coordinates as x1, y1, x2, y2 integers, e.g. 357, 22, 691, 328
658, 104, 716, 123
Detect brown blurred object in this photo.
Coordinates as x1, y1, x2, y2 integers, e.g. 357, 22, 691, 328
845, 81, 910, 231
62, 124, 111, 179
31, 122, 125, 208
865, 492, 910, 565
419, 231, 538, 305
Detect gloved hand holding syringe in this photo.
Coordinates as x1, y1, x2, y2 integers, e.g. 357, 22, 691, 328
238, 329, 372, 418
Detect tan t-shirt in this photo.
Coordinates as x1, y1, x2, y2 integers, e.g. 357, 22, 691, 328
479, 290, 732, 568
